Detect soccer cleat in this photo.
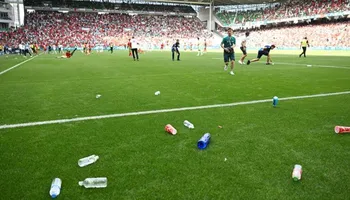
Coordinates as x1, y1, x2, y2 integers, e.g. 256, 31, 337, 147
247, 60, 251, 65
230, 71, 235, 75
238, 60, 243, 64
224, 65, 228, 71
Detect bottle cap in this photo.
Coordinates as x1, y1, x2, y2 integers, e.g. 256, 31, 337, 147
51, 194, 57, 198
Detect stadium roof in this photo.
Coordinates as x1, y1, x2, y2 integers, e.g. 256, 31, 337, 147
147, 0, 281, 5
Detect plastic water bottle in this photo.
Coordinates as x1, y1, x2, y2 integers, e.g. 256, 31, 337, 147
79, 177, 108, 188
273, 96, 278, 107
165, 124, 177, 135
49, 178, 62, 198
183, 120, 194, 129
292, 164, 302, 181
197, 133, 211, 150
155, 91, 160, 95
78, 155, 99, 167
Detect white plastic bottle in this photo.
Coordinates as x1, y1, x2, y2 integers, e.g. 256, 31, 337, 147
183, 120, 194, 129
292, 164, 302, 181
49, 178, 62, 198
79, 177, 108, 188
78, 155, 99, 167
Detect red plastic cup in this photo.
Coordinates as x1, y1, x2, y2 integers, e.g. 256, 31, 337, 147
165, 124, 177, 135
334, 126, 350, 134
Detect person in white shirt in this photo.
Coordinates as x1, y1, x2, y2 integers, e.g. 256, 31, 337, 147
19, 43, 24, 55
52, 44, 57, 54
58, 44, 63, 54
239, 32, 250, 65
130, 37, 139, 61
197, 37, 203, 56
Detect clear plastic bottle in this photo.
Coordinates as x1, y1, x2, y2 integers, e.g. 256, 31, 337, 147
79, 177, 108, 188
49, 178, 62, 198
183, 120, 194, 129
273, 96, 278, 107
78, 155, 99, 167
292, 164, 302, 181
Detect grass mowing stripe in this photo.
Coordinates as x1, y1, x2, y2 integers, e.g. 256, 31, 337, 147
0, 91, 349, 130
0, 55, 38, 76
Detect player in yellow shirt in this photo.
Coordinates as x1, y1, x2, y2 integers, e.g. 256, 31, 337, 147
299, 37, 310, 57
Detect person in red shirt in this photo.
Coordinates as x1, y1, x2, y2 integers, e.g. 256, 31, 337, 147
57, 48, 77, 58
127, 39, 132, 56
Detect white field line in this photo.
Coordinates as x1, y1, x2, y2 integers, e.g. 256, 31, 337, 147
0, 91, 350, 130
276, 62, 350, 69
0, 55, 38, 76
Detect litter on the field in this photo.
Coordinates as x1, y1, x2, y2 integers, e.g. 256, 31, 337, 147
165, 124, 177, 135
79, 177, 107, 188
224, 158, 227, 161
197, 133, 211, 150
334, 126, 350, 134
96, 94, 102, 98
183, 120, 194, 129
218, 125, 223, 129
78, 155, 99, 167
155, 91, 160, 95
307, 65, 312, 67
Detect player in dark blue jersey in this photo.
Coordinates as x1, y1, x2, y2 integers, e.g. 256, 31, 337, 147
247, 44, 276, 65
172, 39, 180, 61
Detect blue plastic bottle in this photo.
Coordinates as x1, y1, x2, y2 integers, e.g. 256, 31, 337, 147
197, 133, 211, 150
273, 96, 278, 107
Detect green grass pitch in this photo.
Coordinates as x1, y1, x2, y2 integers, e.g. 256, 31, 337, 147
0, 50, 349, 200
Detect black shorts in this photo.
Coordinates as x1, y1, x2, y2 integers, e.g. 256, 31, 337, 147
257, 50, 268, 59
172, 48, 179, 54
240, 46, 247, 55
224, 52, 235, 62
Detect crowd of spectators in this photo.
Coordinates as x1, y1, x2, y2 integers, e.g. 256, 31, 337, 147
0, 11, 211, 49
217, 0, 350, 26
217, 20, 350, 48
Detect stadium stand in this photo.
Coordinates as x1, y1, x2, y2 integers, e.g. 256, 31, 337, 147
24, 0, 196, 14
217, 20, 350, 48
216, 0, 350, 25
0, 11, 210, 49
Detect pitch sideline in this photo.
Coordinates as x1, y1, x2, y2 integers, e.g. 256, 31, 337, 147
0, 55, 38, 76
